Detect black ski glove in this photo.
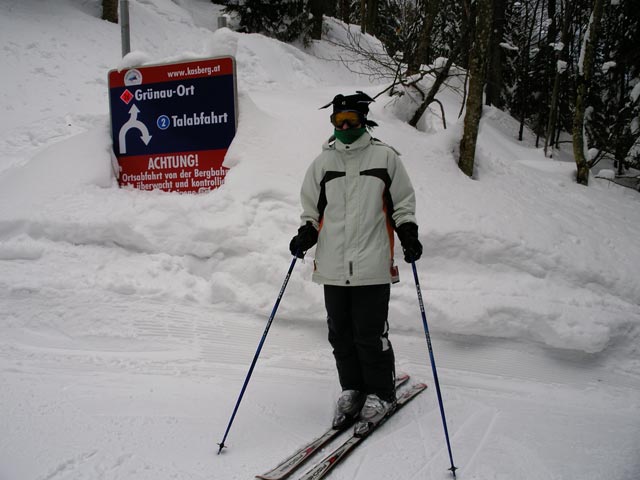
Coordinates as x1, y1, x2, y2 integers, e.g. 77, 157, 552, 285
289, 221, 318, 258
396, 222, 423, 263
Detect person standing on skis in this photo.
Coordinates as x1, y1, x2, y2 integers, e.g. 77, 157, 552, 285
289, 91, 423, 436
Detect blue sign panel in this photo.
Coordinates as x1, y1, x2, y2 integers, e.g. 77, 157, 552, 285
108, 57, 237, 192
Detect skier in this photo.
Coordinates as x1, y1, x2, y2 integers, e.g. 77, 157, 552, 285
289, 91, 423, 436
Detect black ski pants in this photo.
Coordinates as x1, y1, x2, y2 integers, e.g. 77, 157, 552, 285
324, 284, 396, 402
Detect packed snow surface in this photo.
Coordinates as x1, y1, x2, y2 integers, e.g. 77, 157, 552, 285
1, 1, 639, 479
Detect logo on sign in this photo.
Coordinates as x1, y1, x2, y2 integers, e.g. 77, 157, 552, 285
124, 69, 143, 86
120, 89, 134, 105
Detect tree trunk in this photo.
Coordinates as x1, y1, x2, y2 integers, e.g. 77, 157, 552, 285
516, 0, 541, 142
309, 0, 325, 40
365, 0, 378, 36
340, 0, 350, 24
544, 0, 573, 157
407, 0, 440, 75
538, 0, 556, 137
409, 57, 455, 128
545, 67, 561, 156
102, 0, 118, 24
614, 64, 627, 175
572, 0, 604, 186
485, 0, 506, 108
457, 3, 475, 119
458, 0, 473, 71
458, 0, 493, 177
409, 39, 464, 127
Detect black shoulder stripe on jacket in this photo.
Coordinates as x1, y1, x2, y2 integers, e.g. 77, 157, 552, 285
318, 171, 346, 221
360, 168, 396, 229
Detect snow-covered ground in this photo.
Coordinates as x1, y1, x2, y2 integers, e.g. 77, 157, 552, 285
1, 1, 639, 479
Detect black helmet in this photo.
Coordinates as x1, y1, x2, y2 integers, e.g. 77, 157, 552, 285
320, 91, 378, 127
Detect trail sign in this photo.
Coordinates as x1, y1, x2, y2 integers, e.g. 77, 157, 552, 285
108, 56, 237, 193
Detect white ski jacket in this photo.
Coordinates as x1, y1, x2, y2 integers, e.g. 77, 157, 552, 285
299, 132, 417, 286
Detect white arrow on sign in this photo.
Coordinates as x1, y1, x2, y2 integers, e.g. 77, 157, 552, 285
118, 104, 152, 154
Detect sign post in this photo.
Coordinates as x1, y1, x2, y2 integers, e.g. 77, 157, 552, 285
108, 56, 237, 193
120, 0, 130, 57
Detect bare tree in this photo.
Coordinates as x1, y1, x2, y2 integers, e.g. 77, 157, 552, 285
322, 0, 636, 191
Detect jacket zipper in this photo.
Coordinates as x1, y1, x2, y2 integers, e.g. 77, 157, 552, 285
349, 261, 353, 276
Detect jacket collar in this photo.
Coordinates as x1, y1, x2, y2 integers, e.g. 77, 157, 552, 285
323, 131, 372, 152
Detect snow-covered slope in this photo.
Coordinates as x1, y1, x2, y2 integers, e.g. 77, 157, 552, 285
1, 1, 639, 479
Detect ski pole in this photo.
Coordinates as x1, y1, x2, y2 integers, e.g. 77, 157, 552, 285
411, 261, 458, 477
217, 254, 298, 454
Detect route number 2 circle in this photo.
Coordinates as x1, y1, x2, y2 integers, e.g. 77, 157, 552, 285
157, 115, 170, 130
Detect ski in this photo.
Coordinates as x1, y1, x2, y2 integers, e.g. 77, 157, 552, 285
256, 373, 410, 480
296, 382, 428, 480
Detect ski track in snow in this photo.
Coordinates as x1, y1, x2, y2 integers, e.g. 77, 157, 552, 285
454, 407, 500, 474
3, 275, 640, 480
3, 285, 639, 479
